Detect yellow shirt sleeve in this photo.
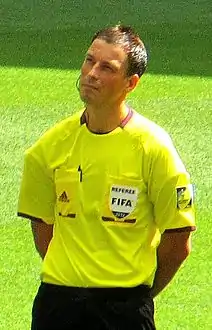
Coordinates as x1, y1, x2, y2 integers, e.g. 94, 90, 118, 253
17, 150, 56, 224
148, 135, 195, 233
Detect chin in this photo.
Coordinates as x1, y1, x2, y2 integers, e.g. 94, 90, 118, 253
80, 93, 98, 106
79, 91, 88, 102
80, 94, 90, 103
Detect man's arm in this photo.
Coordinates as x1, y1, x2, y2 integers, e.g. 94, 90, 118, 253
151, 230, 192, 298
31, 220, 54, 259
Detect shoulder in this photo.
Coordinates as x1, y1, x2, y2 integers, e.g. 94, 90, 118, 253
129, 110, 185, 170
129, 110, 173, 150
36, 110, 83, 145
25, 110, 83, 165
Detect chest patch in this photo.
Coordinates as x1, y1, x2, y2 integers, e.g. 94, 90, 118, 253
110, 185, 139, 219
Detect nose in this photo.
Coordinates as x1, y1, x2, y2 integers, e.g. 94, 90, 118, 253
88, 63, 100, 80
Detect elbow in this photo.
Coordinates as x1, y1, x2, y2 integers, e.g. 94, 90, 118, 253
170, 236, 192, 264
180, 247, 191, 262
185, 235, 192, 258
176, 238, 192, 263
31, 221, 53, 259
157, 231, 193, 265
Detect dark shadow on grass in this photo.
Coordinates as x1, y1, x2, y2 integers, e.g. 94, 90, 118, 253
0, 1, 211, 76
0, 28, 88, 71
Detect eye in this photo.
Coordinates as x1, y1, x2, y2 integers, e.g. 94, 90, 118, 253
85, 56, 94, 64
101, 64, 114, 72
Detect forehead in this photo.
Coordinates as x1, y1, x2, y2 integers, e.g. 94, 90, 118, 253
87, 39, 127, 65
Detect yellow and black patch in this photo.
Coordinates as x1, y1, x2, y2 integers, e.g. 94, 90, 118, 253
176, 184, 194, 209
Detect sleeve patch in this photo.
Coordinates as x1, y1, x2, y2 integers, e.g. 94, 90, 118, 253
176, 184, 194, 209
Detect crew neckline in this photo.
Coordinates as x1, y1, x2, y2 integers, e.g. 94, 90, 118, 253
80, 107, 133, 135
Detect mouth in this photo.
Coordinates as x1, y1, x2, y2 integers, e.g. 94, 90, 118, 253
81, 83, 99, 91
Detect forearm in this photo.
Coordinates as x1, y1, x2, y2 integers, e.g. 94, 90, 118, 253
151, 255, 186, 298
31, 221, 53, 259
151, 231, 192, 298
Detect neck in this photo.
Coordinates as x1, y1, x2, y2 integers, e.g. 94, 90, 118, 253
84, 102, 129, 134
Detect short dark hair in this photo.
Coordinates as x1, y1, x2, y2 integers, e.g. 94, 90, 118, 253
91, 25, 148, 78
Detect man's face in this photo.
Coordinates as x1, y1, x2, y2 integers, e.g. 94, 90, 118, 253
79, 39, 132, 107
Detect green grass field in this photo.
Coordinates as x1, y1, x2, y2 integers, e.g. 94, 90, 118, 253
0, 1, 212, 329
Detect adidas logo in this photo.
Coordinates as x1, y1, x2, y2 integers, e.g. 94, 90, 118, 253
58, 191, 69, 203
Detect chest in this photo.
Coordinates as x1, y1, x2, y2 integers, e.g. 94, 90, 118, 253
53, 132, 151, 226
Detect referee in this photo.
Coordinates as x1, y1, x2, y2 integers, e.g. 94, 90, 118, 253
18, 25, 196, 330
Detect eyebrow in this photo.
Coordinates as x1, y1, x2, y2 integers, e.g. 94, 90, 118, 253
85, 52, 93, 58
85, 52, 96, 60
85, 53, 121, 70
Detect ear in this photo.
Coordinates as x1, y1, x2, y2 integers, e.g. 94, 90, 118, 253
126, 74, 140, 93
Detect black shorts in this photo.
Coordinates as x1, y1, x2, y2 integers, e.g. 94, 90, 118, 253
31, 282, 156, 330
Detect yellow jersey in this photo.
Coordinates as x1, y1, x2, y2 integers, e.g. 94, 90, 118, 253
18, 109, 195, 288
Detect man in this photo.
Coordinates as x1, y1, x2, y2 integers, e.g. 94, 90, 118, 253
18, 25, 196, 329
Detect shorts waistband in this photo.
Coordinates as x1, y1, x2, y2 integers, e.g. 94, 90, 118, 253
40, 282, 151, 300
